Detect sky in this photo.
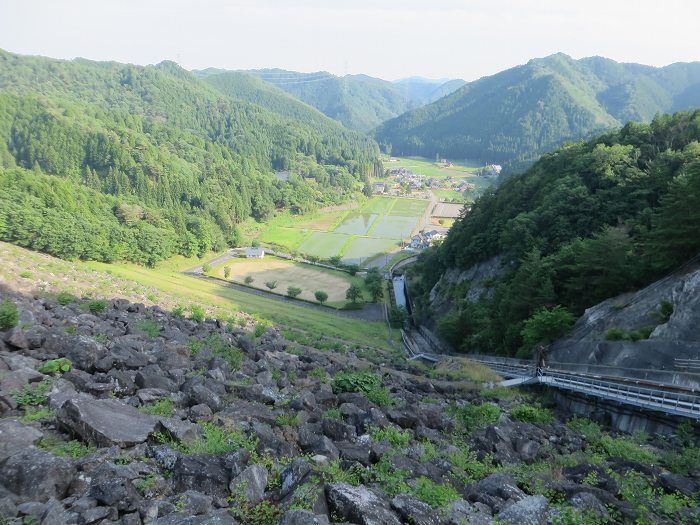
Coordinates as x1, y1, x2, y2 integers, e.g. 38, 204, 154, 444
1, 0, 699, 81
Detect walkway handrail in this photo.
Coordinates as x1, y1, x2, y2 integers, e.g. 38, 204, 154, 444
466, 354, 700, 421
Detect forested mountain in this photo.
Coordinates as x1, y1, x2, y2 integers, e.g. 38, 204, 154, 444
201, 71, 343, 131
375, 54, 700, 167
197, 68, 464, 132
0, 49, 379, 265
408, 110, 700, 356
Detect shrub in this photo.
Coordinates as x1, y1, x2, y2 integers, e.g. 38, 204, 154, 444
371, 426, 412, 448
159, 422, 258, 456
450, 402, 500, 433
659, 299, 674, 322
21, 407, 55, 423
46, 439, 96, 459
331, 371, 393, 406
0, 299, 19, 331
604, 327, 629, 341
87, 299, 107, 314
37, 358, 72, 375
345, 284, 363, 304
567, 417, 603, 442
244, 276, 254, 285
139, 398, 174, 417
275, 413, 300, 427
56, 291, 78, 305
223, 266, 231, 279
136, 319, 160, 338
12, 379, 53, 407
265, 281, 278, 291
413, 477, 460, 508
254, 320, 272, 338
171, 304, 184, 317
314, 290, 328, 304
201, 263, 212, 274
19, 270, 32, 278
509, 404, 554, 424
287, 286, 302, 298
322, 408, 342, 420
189, 304, 205, 322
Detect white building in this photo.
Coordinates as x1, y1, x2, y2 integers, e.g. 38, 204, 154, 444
245, 247, 265, 259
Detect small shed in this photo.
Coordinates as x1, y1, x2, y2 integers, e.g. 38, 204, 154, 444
245, 247, 265, 259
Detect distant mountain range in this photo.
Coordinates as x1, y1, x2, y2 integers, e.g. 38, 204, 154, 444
194, 68, 465, 132
374, 53, 700, 167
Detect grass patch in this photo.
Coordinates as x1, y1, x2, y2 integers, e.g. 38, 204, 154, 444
331, 371, 394, 407
139, 398, 174, 417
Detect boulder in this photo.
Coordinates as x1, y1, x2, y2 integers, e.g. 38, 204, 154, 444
229, 464, 268, 505
88, 477, 141, 512
173, 455, 230, 498
0, 449, 74, 500
277, 510, 325, 525
279, 458, 311, 498
57, 396, 159, 447
391, 494, 441, 525
149, 509, 240, 524
326, 482, 401, 525
497, 496, 548, 525
0, 418, 43, 462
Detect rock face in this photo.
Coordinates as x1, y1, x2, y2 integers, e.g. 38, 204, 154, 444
0, 289, 697, 525
57, 396, 159, 447
549, 266, 700, 381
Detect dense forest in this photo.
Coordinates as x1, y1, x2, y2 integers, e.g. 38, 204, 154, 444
0, 50, 380, 265
375, 53, 700, 168
408, 109, 700, 356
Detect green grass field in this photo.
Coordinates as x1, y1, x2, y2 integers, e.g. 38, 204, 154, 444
257, 227, 311, 251
213, 255, 367, 306
383, 156, 482, 178
297, 232, 352, 258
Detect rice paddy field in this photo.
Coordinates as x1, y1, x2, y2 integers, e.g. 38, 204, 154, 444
258, 196, 429, 266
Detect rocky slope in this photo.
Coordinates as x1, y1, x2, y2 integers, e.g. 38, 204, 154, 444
0, 287, 698, 525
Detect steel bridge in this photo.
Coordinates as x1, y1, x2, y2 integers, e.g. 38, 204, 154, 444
464, 354, 700, 421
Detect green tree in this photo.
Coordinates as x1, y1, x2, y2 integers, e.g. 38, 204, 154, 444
346, 284, 363, 304
367, 280, 384, 302
265, 280, 278, 291
521, 305, 575, 349
287, 286, 302, 298
223, 266, 231, 279
314, 290, 328, 304
244, 276, 254, 285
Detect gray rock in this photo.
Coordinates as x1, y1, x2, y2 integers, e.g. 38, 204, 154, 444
57, 396, 158, 447
322, 419, 356, 442
306, 436, 340, 460
158, 418, 202, 443
173, 455, 230, 498
497, 496, 548, 525
391, 494, 441, 525
326, 482, 401, 525
88, 477, 141, 512
0, 418, 43, 462
0, 449, 74, 500
148, 444, 180, 470
185, 384, 222, 412
189, 403, 213, 421
229, 464, 268, 505
225, 449, 252, 478
276, 510, 324, 525
172, 490, 213, 516
82, 506, 114, 524
4, 327, 28, 349
337, 442, 373, 466
444, 499, 493, 525
279, 458, 311, 498
39, 498, 79, 525
149, 509, 239, 524
0, 497, 17, 520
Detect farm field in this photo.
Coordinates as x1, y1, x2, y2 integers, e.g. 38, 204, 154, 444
211, 255, 366, 306
258, 196, 429, 265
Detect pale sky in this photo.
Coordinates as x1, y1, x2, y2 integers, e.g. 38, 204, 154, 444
1, 0, 699, 81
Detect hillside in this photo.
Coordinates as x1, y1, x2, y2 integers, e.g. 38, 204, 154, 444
201, 71, 343, 132
392, 77, 467, 105
375, 53, 700, 167
197, 69, 465, 132
0, 247, 698, 524
407, 109, 700, 356
0, 49, 379, 266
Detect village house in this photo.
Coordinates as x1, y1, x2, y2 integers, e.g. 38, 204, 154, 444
245, 247, 265, 259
